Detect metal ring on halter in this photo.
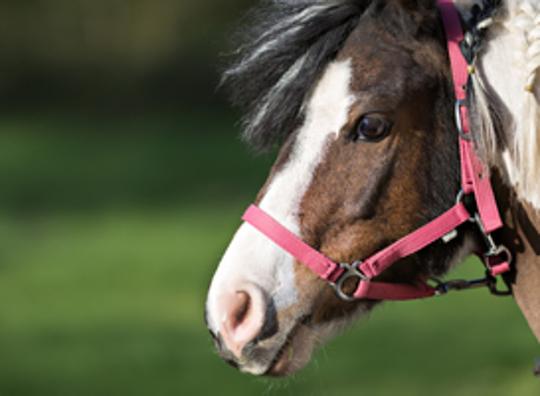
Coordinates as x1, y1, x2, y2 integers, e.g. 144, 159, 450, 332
454, 99, 472, 141
455, 189, 465, 205
330, 261, 368, 302
455, 189, 477, 222
484, 242, 513, 264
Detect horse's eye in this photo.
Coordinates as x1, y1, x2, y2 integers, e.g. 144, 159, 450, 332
351, 114, 392, 142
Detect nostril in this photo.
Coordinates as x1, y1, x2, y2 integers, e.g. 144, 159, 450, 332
229, 291, 250, 329
218, 285, 267, 359
223, 291, 256, 344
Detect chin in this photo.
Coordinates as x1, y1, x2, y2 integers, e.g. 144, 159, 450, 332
262, 307, 369, 377
265, 323, 317, 376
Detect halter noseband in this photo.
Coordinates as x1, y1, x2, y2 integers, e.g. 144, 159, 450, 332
241, 0, 511, 302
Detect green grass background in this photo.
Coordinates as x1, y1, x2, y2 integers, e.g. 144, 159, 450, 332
0, 114, 538, 396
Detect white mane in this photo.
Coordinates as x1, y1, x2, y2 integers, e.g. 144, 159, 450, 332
460, 0, 540, 209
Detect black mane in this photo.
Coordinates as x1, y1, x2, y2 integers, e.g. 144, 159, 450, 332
221, 0, 369, 151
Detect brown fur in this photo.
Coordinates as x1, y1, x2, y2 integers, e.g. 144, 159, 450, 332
286, 2, 540, 340
292, 11, 465, 325
210, 0, 540, 377
512, 202, 540, 340
496, 180, 540, 339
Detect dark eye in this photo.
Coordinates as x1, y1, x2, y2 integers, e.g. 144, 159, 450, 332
350, 114, 392, 142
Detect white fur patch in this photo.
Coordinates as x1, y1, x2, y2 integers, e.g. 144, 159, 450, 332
472, 0, 540, 209
206, 60, 355, 334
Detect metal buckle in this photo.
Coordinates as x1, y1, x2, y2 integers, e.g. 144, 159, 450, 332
468, 213, 513, 296
456, 191, 513, 266
483, 245, 513, 296
469, 212, 513, 263
330, 261, 368, 302
484, 238, 512, 263
437, 192, 513, 297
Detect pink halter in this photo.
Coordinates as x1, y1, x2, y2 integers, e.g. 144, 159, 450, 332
242, 0, 511, 301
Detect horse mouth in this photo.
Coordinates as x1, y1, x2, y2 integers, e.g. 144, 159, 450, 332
265, 317, 314, 377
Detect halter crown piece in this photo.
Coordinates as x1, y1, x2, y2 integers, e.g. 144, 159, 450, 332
242, 0, 512, 302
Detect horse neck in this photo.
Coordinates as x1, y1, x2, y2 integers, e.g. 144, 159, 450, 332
497, 181, 540, 341
467, 0, 540, 340
509, 202, 540, 341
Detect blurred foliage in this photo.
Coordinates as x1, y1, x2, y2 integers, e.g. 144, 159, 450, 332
0, 0, 252, 110
0, 112, 273, 213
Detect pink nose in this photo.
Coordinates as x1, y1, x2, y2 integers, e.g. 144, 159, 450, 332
218, 284, 267, 358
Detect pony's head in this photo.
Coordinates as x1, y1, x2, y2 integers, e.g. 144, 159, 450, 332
205, 0, 477, 376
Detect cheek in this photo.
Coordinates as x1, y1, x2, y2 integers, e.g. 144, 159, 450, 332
322, 221, 381, 259
293, 261, 325, 302
300, 139, 396, 234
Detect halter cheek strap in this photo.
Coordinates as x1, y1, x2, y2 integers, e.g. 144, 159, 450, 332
438, 0, 503, 233
241, 0, 511, 302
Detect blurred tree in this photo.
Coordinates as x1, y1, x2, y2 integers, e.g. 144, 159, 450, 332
0, 0, 253, 112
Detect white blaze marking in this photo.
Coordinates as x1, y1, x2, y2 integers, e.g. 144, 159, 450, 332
206, 60, 355, 333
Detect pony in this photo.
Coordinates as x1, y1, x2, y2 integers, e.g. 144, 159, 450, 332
205, 0, 540, 376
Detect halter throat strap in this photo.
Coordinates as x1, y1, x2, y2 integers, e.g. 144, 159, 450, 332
241, 0, 511, 301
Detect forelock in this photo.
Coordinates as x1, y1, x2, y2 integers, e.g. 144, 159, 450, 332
221, 0, 369, 151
